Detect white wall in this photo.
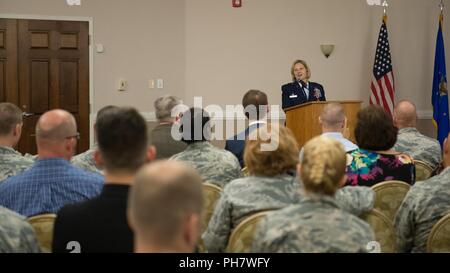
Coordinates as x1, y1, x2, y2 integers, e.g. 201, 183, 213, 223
185, 0, 450, 117
0, 0, 185, 114
1, 0, 449, 119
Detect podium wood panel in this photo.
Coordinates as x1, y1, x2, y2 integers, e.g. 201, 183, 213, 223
285, 101, 362, 148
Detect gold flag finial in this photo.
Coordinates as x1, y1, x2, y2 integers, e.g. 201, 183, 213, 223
382, 0, 388, 22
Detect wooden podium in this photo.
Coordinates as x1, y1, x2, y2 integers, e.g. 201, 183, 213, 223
284, 101, 362, 148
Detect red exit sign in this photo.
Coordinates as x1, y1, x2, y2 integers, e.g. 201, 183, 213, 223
232, 0, 242, 8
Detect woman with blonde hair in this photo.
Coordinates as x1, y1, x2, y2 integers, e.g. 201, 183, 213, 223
281, 59, 326, 109
202, 124, 301, 252
252, 136, 375, 253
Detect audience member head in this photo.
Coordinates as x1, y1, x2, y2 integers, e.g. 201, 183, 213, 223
154, 95, 184, 123
354, 105, 398, 151
179, 107, 211, 144
291, 59, 311, 82
35, 109, 78, 160
299, 136, 347, 196
242, 89, 268, 121
93, 105, 119, 140
128, 161, 203, 253
0, 103, 23, 148
244, 125, 299, 176
319, 103, 346, 133
96, 105, 119, 125
95, 107, 155, 176
393, 100, 418, 129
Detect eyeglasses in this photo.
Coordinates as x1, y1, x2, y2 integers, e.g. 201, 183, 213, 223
65, 132, 80, 140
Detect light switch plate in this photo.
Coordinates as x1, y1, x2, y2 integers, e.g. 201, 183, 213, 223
118, 79, 127, 91
148, 79, 155, 89
157, 79, 164, 89
96, 44, 104, 53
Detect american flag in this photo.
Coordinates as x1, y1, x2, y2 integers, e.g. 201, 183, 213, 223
370, 18, 395, 115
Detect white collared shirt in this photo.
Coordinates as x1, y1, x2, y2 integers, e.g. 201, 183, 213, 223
299, 132, 358, 162
321, 132, 358, 152
249, 120, 267, 127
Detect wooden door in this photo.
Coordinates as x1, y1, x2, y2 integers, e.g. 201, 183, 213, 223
0, 19, 90, 155
0, 19, 19, 107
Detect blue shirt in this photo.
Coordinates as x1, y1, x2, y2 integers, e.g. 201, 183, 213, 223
299, 133, 358, 161
321, 132, 358, 152
0, 158, 103, 217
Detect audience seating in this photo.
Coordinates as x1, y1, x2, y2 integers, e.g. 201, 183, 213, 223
27, 214, 57, 253
198, 183, 222, 252
226, 210, 272, 253
201, 182, 223, 233
414, 160, 434, 181
427, 214, 450, 253
360, 209, 396, 253
371, 180, 410, 221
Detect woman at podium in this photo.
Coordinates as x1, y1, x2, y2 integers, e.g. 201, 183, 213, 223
281, 59, 326, 110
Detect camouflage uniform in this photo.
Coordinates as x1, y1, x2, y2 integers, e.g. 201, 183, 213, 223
298, 175, 375, 216
202, 174, 300, 252
393, 127, 442, 169
71, 147, 102, 174
0, 146, 34, 183
171, 141, 241, 188
328, 186, 374, 216
394, 167, 450, 253
202, 174, 375, 253
251, 194, 375, 253
0, 206, 41, 253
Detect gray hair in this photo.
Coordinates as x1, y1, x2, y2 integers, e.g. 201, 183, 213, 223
154, 96, 183, 122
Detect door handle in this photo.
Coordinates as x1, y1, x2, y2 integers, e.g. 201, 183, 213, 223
22, 112, 35, 117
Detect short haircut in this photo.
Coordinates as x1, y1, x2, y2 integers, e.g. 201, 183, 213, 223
96, 107, 148, 172
320, 103, 345, 130
0, 103, 23, 136
291, 59, 311, 81
301, 136, 346, 196
154, 96, 183, 122
354, 105, 398, 151
128, 161, 203, 246
179, 107, 211, 144
393, 100, 417, 128
96, 105, 119, 123
242, 90, 268, 120
35, 110, 77, 141
244, 124, 299, 176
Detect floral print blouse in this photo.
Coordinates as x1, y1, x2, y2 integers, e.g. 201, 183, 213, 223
346, 149, 415, 187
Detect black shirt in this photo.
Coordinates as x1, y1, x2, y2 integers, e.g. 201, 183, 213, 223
52, 184, 133, 253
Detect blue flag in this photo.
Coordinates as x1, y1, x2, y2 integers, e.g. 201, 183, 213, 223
432, 14, 449, 148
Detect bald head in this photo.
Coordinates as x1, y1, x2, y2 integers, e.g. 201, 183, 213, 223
36, 110, 77, 141
128, 161, 203, 252
36, 110, 77, 158
320, 103, 346, 132
393, 100, 417, 129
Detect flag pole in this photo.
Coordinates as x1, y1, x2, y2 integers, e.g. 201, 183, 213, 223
440, 0, 444, 24
382, 0, 388, 23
